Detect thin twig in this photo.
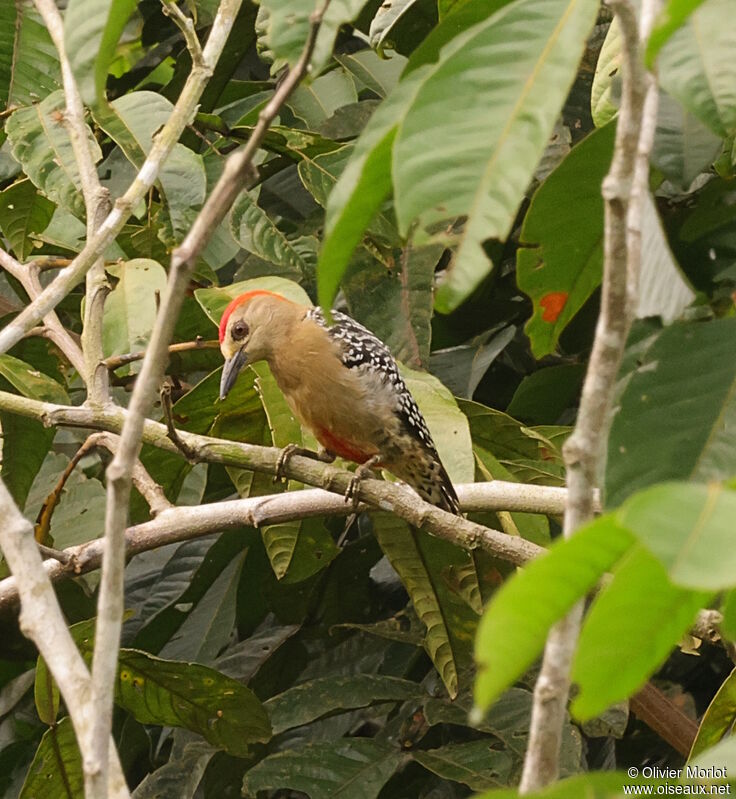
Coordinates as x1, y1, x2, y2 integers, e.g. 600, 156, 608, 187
0, 0, 243, 358
88, 0, 328, 786
103, 337, 218, 371
519, 0, 662, 791
160, 382, 197, 461
161, 0, 206, 69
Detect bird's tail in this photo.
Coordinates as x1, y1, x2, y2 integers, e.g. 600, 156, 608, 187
390, 450, 460, 515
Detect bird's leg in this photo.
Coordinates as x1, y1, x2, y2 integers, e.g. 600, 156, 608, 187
344, 454, 382, 509
274, 444, 336, 483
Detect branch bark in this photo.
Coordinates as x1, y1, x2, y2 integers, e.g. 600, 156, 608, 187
88, 1, 330, 790
519, 1, 662, 791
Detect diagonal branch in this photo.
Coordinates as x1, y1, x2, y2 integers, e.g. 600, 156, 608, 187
519, 0, 662, 791
89, 1, 331, 790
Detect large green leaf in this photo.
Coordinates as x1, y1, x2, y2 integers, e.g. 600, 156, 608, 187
265, 675, 423, 734
0, 411, 55, 509
413, 740, 514, 790
572, 546, 711, 720
0, 179, 55, 261
19, 717, 82, 799
242, 738, 405, 799
393, 0, 599, 312
690, 665, 736, 759
606, 317, 736, 507
646, 0, 708, 67
64, 0, 137, 106
0, 354, 68, 404
0, 3, 61, 110
102, 259, 168, 374
5, 91, 101, 217
474, 516, 634, 712
517, 123, 613, 357
109, 650, 271, 756
617, 482, 736, 590
590, 17, 620, 128
473, 772, 661, 799
131, 737, 214, 799
658, 0, 736, 137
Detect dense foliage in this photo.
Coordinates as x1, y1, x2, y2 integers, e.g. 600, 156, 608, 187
1, 0, 736, 797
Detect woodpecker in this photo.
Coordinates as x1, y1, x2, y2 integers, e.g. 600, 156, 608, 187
218, 290, 460, 513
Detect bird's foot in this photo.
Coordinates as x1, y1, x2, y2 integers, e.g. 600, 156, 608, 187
274, 444, 335, 483
344, 455, 381, 510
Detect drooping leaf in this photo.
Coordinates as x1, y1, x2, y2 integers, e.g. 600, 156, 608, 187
413, 739, 514, 791
33, 657, 60, 726
265, 675, 424, 734
6, 90, 101, 217
590, 16, 621, 127
572, 546, 711, 719
64, 0, 137, 107
0, 354, 68, 404
606, 317, 736, 507
242, 738, 405, 799
102, 259, 168, 374
474, 516, 634, 712
19, 717, 82, 799
690, 665, 736, 759
0, 179, 55, 261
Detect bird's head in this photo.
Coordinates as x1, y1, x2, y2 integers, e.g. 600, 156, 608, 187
218, 290, 296, 400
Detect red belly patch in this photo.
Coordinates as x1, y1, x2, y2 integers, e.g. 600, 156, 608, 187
316, 427, 374, 464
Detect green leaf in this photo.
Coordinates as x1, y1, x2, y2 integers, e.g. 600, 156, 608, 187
259, 0, 370, 72
131, 737, 214, 799
658, 0, 736, 137
393, 0, 600, 311
110, 650, 271, 756
373, 513, 471, 698
6, 91, 101, 217
242, 738, 405, 799
368, 0, 427, 50
0, 179, 55, 261
721, 589, 736, 642
34, 657, 60, 726
590, 17, 621, 128
194, 276, 312, 328
690, 665, 736, 759
617, 482, 736, 590
265, 675, 424, 734
474, 516, 634, 712
517, 123, 613, 358
286, 69, 358, 129
19, 717, 82, 799
0, 354, 68, 404
572, 546, 711, 720
230, 189, 317, 274
473, 772, 660, 799
159, 551, 246, 663
606, 317, 736, 507
0, 411, 55, 509
335, 51, 407, 98
102, 259, 168, 374
506, 364, 586, 424
413, 739, 514, 790
646, 0, 709, 68
0, 3, 61, 109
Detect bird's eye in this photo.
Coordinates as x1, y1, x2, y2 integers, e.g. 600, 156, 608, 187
232, 321, 249, 341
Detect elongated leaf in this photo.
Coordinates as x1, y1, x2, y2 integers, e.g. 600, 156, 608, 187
64, 0, 137, 106
474, 516, 634, 712
102, 259, 168, 374
335, 51, 407, 98
369, 0, 426, 50
286, 69, 358, 129
590, 17, 621, 127
215, 623, 300, 682
0, 3, 61, 110
6, 91, 101, 217
690, 665, 736, 759
517, 123, 613, 358
473, 772, 661, 799
34, 657, 60, 726
131, 738, 214, 799
572, 546, 711, 719
606, 317, 736, 507
658, 0, 736, 137
19, 717, 82, 799
413, 740, 513, 790
618, 482, 736, 590
242, 738, 405, 799
0, 354, 68, 404
0, 411, 55, 509
0, 179, 55, 261
108, 650, 271, 755
373, 514, 461, 697
265, 675, 423, 734
394, 0, 599, 311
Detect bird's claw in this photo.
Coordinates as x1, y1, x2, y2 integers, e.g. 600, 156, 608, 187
274, 444, 299, 483
344, 456, 380, 510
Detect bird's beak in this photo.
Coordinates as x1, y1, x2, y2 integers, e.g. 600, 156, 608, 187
219, 348, 248, 400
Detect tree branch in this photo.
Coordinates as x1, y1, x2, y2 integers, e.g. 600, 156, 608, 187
0, 479, 128, 799
102, 338, 219, 371
518, 1, 662, 791
88, 1, 330, 789
0, 0, 243, 358
0, 248, 86, 377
